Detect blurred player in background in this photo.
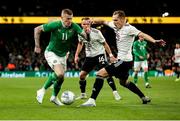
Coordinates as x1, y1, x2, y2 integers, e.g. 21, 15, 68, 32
74, 17, 121, 101
80, 10, 166, 107
172, 43, 180, 82
34, 8, 86, 106
133, 36, 151, 88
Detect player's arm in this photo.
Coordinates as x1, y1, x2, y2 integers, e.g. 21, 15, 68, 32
78, 31, 87, 40
147, 53, 150, 59
66, 51, 70, 60
91, 18, 106, 25
74, 42, 84, 64
103, 41, 117, 63
138, 32, 166, 46
34, 25, 44, 53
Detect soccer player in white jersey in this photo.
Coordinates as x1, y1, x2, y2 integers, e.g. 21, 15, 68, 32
79, 10, 166, 107
74, 17, 121, 101
172, 43, 180, 81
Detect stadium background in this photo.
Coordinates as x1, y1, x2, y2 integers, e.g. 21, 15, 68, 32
0, 0, 180, 76
0, 0, 180, 120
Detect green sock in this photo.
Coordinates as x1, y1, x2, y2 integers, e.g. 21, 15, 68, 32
134, 73, 138, 84
144, 72, 149, 83
43, 72, 58, 90
52, 76, 64, 96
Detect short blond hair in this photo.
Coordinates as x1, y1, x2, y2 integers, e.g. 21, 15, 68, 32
113, 10, 126, 18
61, 8, 73, 16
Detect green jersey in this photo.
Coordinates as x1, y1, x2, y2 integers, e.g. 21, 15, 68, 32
133, 40, 148, 61
43, 21, 82, 57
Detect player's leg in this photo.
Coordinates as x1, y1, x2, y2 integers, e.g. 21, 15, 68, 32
97, 54, 121, 100
175, 64, 180, 81
50, 63, 65, 106
36, 72, 58, 104
133, 61, 141, 85
76, 58, 95, 99
36, 51, 60, 104
106, 77, 121, 100
76, 70, 88, 100
142, 60, 151, 88
37, 51, 65, 106
134, 71, 138, 85
112, 61, 151, 104
119, 78, 150, 104
80, 68, 108, 107
43, 72, 57, 89
172, 63, 180, 81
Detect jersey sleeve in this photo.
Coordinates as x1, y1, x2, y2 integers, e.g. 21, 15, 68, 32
78, 34, 85, 42
43, 21, 60, 32
73, 23, 83, 34
128, 25, 141, 36
97, 30, 106, 43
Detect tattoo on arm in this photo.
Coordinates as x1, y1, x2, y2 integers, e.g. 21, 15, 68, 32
34, 25, 43, 47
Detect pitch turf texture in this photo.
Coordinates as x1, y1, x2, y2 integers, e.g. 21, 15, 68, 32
0, 76, 180, 120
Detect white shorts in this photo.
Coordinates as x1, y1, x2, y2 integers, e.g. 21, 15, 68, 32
44, 51, 67, 71
134, 60, 148, 71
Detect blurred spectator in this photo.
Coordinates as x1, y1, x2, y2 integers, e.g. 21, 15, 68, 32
0, 39, 9, 69
0, 63, 4, 71
155, 58, 164, 76
6, 63, 16, 71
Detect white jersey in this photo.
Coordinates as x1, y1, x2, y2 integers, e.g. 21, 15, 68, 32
174, 48, 180, 63
106, 21, 141, 61
78, 28, 106, 57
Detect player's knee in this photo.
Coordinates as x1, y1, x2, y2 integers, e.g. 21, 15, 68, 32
119, 79, 128, 87
80, 73, 87, 80
96, 75, 105, 80
134, 71, 138, 74
56, 73, 64, 79
96, 69, 107, 78
144, 68, 148, 72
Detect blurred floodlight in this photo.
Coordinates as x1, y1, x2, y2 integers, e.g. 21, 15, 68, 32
162, 12, 169, 17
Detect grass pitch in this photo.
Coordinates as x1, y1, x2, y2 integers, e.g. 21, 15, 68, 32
0, 76, 180, 120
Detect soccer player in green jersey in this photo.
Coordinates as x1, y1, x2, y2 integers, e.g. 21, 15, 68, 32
34, 8, 85, 106
133, 36, 151, 88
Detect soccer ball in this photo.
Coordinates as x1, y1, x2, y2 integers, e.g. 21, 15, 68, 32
61, 90, 75, 105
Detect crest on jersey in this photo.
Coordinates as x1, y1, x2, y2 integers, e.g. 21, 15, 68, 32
53, 60, 58, 64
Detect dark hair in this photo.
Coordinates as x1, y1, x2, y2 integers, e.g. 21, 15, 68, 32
61, 8, 73, 15
113, 10, 126, 18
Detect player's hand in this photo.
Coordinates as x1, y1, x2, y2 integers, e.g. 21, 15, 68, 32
110, 56, 117, 63
147, 54, 150, 59
90, 18, 94, 24
155, 39, 166, 46
34, 46, 41, 53
139, 56, 144, 59
66, 52, 70, 60
74, 55, 79, 64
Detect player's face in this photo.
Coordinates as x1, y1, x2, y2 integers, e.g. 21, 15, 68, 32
176, 44, 180, 48
61, 13, 73, 27
112, 14, 125, 29
139, 36, 144, 41
81, 20, 91, 33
